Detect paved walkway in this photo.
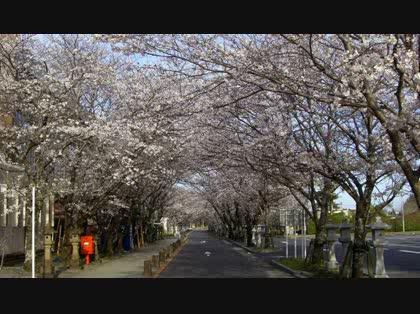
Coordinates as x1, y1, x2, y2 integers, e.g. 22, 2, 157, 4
159, 231, 293, 278
0, 266, 31, 278
58, 237, 178, 278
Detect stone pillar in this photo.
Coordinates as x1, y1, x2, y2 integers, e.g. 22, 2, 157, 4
338, 220, 353, 277
252, 227, 257, 246
256, 225, 266, 249
338, 221, 353, 259
43, 227, 54, 277
367, 217, 390, 278
325, 224, 339, 272
70, 233, 80, 268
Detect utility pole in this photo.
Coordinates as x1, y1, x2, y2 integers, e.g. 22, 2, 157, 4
401, 202, 405, 233
32, 186, 35, 279
285, 209, 288, 258
303, 209, 307, 258
294, 208, 297, 258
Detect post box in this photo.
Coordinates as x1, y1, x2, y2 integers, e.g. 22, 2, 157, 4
80, 235, 94, 264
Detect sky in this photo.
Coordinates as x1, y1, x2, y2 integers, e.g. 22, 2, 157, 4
337, 189, 410, 213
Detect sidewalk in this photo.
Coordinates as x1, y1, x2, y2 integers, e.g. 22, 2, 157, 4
0, 266, 31, 278
58, 237, 179, 278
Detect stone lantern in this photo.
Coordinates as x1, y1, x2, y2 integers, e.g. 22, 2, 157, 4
325, 223, 339, 272
43, 226, 54, 277
367, 216, 390, 278
70, 233, 80, 268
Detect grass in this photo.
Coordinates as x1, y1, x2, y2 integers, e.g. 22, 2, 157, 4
278, 258, 340, 278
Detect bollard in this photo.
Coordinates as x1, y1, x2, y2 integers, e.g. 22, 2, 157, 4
159, 250, 166, 266
144, 260, 152, 277
152, 255, 159, 268
367, 217, 390, 278
325, 224, 339, 272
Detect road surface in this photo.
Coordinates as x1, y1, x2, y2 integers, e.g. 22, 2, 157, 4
159, 230, 293, 278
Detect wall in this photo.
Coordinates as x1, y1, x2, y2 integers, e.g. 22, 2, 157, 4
0, 226, 25, 255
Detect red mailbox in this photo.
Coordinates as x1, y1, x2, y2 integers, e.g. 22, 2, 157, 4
80, 235, 94, 265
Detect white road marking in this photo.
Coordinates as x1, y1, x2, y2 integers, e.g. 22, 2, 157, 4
386, 244, 420, 250
204, 251, 211, 256
399, 250, 420, 254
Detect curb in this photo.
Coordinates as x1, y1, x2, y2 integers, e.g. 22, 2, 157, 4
225, 239, 257, 254
270, 260, 311, 278
153, 235, 190, 278
224, 238, 306, 278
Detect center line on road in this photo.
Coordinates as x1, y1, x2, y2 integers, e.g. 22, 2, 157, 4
399, 250, 420, 254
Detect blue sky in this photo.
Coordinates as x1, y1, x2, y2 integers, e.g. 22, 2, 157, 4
337, 190, 409, 213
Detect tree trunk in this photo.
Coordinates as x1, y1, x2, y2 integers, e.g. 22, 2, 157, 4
352, 201, 369, 278
246, 226, 253, 247
310, 231, 325, 265
105, 232, 114, 256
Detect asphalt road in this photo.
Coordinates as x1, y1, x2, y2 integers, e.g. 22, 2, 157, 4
159, 230, 293, 278
271, 234, 420, 278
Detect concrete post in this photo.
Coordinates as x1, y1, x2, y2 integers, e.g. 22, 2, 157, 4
70, 233, 80, 268
367, 217, 390, 278
325, 224, 339, 272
